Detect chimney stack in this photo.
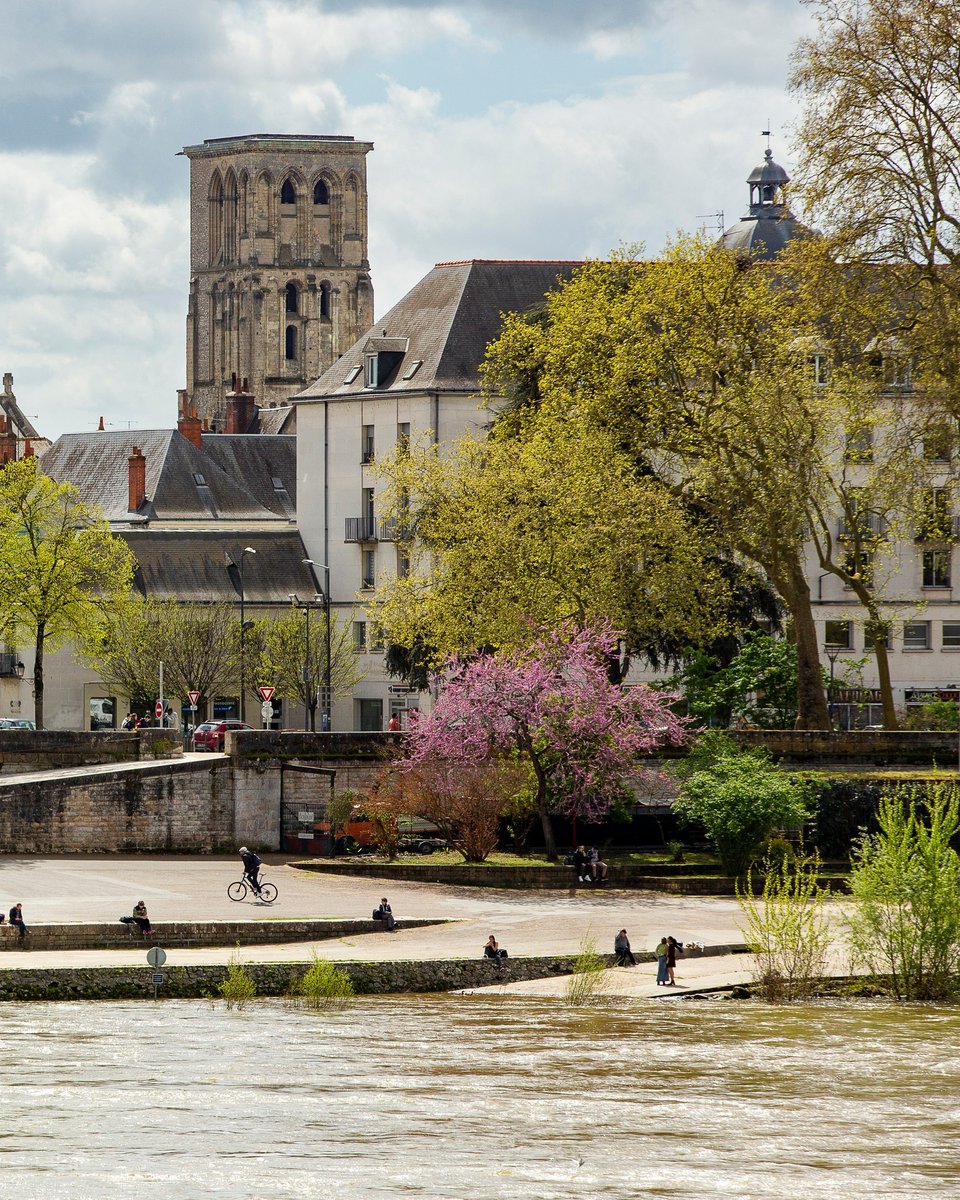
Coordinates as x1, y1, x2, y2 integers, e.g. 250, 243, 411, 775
225, 380, 257, 435
177, 398, 203, 450
128, 446, 146, 511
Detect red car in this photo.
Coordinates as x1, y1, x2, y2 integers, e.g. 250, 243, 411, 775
190, 719, 252, 752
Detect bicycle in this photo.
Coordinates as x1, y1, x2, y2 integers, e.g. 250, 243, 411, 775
227, 875, 278, 904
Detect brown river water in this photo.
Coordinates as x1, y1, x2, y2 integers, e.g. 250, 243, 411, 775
2, 996, 960, 1198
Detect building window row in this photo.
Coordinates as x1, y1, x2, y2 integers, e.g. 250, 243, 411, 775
825, 619, 960, 652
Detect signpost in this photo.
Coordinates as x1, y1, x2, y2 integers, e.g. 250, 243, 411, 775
147, 946, 167, 1000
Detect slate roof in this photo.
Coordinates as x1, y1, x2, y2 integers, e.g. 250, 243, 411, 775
296, 259, 580, 402
123, 529, 318, 604
42, 430, 297, 523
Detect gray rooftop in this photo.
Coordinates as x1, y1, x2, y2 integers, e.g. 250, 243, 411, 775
42, 430, 297, 523
123, 529, 318, 605
296, 259, 580, 402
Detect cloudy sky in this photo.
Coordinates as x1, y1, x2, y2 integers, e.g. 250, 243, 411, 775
0, 0, 815, 439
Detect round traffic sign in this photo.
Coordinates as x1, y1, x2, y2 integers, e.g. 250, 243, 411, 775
155, 701, 163, 719
146, 946, 167, 968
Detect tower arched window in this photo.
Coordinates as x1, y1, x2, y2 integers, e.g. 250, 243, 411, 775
285, 325, 298, 361
285, 282, 299, 314
319, 282, 331, 318
280, 177, 297, 205
313, 178, 329, 205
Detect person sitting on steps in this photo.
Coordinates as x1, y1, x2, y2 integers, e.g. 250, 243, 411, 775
484, 934, 509, 971
373, 897, 396, 930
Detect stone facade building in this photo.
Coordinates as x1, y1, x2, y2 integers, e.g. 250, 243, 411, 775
181, 134, 375, 430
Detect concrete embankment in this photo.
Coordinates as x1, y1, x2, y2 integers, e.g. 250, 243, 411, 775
0, 943, 749, 1001
0, 918, 446, 953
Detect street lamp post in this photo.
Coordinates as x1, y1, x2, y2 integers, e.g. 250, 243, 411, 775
238, 546, 256, 723
302, 559, 332, 731
826, 646, 842, 731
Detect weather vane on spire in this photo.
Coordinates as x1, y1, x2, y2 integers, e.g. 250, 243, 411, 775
762, 124, 773, 151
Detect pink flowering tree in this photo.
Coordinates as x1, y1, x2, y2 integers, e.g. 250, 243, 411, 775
399, 622, 688, 859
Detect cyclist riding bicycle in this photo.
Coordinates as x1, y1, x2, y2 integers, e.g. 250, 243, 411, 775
239, 846, 263, 895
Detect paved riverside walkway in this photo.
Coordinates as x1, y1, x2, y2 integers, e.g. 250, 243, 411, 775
0, 854, 848, 998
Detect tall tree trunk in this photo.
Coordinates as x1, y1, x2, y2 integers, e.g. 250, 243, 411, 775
528, 750, 557, 860
774, 559, 830, 730
33, 621, 44, 730
858, 606, 898, 730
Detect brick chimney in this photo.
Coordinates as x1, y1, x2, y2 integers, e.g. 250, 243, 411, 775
0, 416, 15, 466
128, 446, 146, 511
225, 379, 257, 435
177, 398, 203, 451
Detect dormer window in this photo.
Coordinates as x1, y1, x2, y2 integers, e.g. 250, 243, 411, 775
365, 354, 379, 388
811, 354, 830, 387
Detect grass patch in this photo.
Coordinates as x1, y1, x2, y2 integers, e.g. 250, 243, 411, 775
563, 936, 613, 1007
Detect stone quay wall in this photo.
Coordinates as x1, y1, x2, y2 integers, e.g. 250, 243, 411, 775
0, 917, 447, 953
0, 943, 749, 1001
0, 728, 181, 773
0, 758, 233, 853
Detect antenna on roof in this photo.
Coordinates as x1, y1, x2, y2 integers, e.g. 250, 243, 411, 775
697, 210, 725, 237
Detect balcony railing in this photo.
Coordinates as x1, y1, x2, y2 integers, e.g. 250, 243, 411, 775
345, 517, 378, 543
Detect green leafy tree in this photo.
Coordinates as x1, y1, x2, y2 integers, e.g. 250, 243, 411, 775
675, 633, 799, 729
84, 597, 244, 717
250, 608, 362, 731
738, 851, 831, 1001
846, 786, 960, 1000
372, 419, 731, 673
0, 457, 135, 727
674, 747, 813, 876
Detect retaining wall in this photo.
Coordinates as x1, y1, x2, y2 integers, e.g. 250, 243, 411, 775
0, 943, 750, 1001
0, 728, 180, 772
0, 917, 447, 952
0, 758, 233, 853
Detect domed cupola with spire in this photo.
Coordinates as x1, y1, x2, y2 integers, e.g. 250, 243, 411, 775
721, 139, 809, 260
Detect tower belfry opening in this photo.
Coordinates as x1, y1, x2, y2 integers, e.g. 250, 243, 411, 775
181, 134, 375, 430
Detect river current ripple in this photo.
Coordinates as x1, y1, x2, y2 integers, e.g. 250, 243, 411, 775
1, 996, 959, 1198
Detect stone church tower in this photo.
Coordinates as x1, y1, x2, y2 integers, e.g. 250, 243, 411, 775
181, 134, 375, 429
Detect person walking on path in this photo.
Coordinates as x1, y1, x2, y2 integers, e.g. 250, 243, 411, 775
9, 903, 27, 943
666, 935, 683, 986
614, 929, 636, 967
655, 936, 669, 985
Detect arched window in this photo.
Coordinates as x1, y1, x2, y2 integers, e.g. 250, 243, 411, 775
280, 177, 296, 205
208, 170, 223, 265
285, 325, 298, 361
313, 178, 329, 205
285, 283, 299, 314
319, 282, 331, 318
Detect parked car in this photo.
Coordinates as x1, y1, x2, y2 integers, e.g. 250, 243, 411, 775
0, 718, 35, 730
191, 719, 252, 751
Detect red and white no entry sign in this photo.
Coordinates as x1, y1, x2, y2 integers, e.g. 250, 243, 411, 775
154, 701, 163, 719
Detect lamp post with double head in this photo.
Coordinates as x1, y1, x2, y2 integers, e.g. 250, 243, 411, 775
302, 559, 332, 731
238, 546, 256, 723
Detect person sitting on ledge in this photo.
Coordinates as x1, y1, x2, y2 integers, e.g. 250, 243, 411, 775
373, 898, 396, 930
483, 935, 508, 970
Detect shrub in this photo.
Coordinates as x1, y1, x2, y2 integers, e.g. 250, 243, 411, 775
219, 949, 257, 1009
846, 785, 960, 1000
563, 935, 612, 1007
737, 851, 829, 1001
674, 748, 812, 876
297, 954, 355, 1009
